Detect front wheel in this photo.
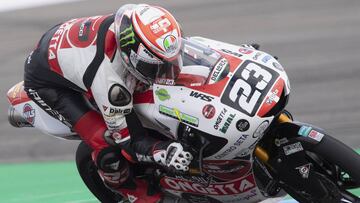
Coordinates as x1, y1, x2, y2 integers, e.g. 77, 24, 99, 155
75, 141, 123, 203
283, 135, 360, 203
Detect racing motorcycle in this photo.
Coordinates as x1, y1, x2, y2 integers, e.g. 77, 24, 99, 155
7, 36, 360, 203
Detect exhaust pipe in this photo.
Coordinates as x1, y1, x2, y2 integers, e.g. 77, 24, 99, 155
8, 106, 33, 128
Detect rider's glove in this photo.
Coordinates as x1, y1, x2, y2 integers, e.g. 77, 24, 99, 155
153, 142, 193, 172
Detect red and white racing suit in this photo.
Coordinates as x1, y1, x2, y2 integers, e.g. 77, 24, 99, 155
24, 14, 168, 192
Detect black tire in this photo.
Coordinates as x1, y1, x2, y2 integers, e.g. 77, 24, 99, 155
287, 135, 360, 203
75, 141, 123, 203
310, 134, 360, 184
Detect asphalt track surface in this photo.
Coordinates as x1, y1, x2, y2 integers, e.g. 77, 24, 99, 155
0, 0, 360, 202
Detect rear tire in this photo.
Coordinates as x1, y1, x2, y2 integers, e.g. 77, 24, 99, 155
75, 141, 123, 203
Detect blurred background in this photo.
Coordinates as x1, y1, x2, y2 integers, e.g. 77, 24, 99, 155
0, 0, 360, 202
1, 0, 360, 163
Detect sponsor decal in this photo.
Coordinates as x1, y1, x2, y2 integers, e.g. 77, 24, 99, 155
214, 108, 227, 130
174, 175, 213, 187
219, 113, 236, 134
127, 194, 138, 203
48, 20, 76, 60
163, 35, 178, 54
272, 61, 284, 71
189, 91, 214, 102
150, 17, 171, 34
78, 20, 91, 41
119, 24, 135, 47
257, 78, 284, 117
203, 160, 251, 181
274, 137, 288, 147
295, 163, 311, 179
298, 126, 313, 137
238, 48, 253, 54
261, 55, 272, 63
209, 58, 229, 84
283, 142, 303, 156
221, 61, 279, 116
155, 78, 175, 85
252, 121, 269, 138
266, 89, 280, 104
102, 105, 108, 112
159, 105, 199, 127
236, 119, 250, 132
27, 89, 71, 128
234, 134, 249, 147
155, 88, 170, 101
104, 116, 118, 129
215, 146, 237, 159
107, 107, 132, 115
161, 173, 256, 195
235, 141, 258, 158
202, 104, 216, 119
253, 52, 262, 60
221, 49, 243, 58
298, 126, 324, 142
308, 130, 324, 142
23, 103, 35, 125
228, 188, 258, 202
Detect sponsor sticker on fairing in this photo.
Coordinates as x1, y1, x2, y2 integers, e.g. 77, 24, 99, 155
295, 163, 311, 179
283, 142, 303, 156
298, 125, 312, 137
202, 104, 216, 119
209, 58, 229, 84
161, 173, 256, 195
155, 88, 171, 101
298, 126, 324, 142
159, 105, 199, 127
308, 130, 324, 142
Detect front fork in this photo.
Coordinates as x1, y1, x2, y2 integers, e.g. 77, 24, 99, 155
254, 113, 291, 163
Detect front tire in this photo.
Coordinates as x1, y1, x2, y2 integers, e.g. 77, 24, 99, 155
287, 135, 360, 202
75, 141, 123, 203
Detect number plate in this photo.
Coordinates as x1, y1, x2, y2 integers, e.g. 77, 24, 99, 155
221, 61, 279, 116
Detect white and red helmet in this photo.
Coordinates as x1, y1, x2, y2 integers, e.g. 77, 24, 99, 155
115, 4, 183, 85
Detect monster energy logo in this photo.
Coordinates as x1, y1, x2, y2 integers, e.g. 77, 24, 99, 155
159, 105, 199, 127
119, 25, 135, 47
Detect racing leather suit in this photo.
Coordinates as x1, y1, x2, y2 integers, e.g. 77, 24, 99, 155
24, 14, 166, 189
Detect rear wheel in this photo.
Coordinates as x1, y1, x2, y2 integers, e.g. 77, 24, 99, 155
75, 141, 123, 203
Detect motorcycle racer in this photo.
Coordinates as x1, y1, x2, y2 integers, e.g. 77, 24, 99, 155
23, 3, 192, 195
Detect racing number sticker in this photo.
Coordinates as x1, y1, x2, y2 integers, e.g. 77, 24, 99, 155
221, 61, 279, 116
